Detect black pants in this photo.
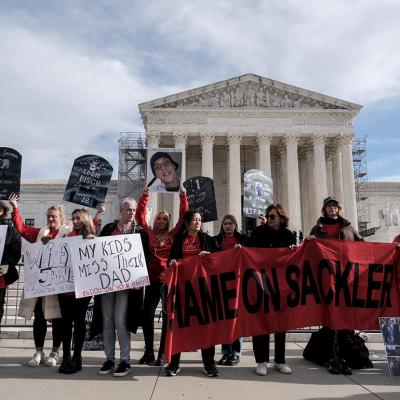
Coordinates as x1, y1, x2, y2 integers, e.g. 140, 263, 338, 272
0, 288, 6, 326
142, 282, 167, 357
170, 346, 215, 368
33, 297, 63, 349
222, 338, 241, 355
58, 295, 91, 356
252, 332, 286, 364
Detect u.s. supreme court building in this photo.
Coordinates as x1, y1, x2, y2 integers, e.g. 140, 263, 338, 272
138, 73, 361, 235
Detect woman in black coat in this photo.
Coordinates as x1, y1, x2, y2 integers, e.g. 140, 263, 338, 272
248, 203, 295, 376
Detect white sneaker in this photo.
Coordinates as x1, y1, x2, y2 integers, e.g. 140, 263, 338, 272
274, 363, 292, 374
28, 351, 45, 367
255, 362, 268, 376
45, 351, 60, 367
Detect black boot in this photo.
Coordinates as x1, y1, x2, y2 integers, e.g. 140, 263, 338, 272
58, 354, 72, 374
71, 353, 82, 372
139, 350, 155, 365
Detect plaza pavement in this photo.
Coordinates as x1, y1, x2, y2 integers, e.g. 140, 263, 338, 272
0, 338, 399, 400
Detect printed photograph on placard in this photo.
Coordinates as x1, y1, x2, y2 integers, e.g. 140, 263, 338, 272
146, 148, 182, 193
380, 317, 400, 347
387, 356, 400, 377
243, 169, 273, 218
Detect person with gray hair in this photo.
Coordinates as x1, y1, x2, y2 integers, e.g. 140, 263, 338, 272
96, 197, 149, 377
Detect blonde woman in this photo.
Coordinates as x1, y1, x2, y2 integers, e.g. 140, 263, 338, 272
8, 193, 71, 367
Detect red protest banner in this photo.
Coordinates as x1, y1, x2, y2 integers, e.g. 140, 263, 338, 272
163, 239, 400, 362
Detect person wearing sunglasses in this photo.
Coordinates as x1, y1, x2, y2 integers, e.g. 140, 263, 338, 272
248, 204, 296, 376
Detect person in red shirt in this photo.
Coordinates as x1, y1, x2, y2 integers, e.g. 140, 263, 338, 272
58, 208, 95, 374
8, 193, 72, 368
213, 214, 247, 366
165, 211, 219, 377
135, 185, 188, 366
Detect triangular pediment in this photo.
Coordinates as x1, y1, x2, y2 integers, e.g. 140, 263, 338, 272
139, 73, 362, 111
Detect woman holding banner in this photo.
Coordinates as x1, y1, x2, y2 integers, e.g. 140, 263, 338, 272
214, 214, 247, 366
58, 208, 95, 374
248, 204, 296, 376
165, 210, 219, 377
0, 201, 21, 328
96, 197, 149, 377
8, 193, 71, 367
135, 185, 188, 366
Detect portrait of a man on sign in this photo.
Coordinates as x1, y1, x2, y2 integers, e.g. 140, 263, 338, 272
147, 149, 182, 193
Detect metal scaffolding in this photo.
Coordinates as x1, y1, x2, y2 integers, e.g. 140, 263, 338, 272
118, 132, 147, 201
352, 136, 371, 234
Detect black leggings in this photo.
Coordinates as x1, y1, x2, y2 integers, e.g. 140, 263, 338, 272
33, 297, 62, 349
170, 346, 215, 369
0, 288, 6, 325
58, 295, 91, 356
142, 282, 167, 356
252, 332, 286, 364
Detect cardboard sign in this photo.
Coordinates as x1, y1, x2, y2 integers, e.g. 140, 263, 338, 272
243, 169, 273, 218
380, 316, 400, 376
0, 147, 22, 200
63, 154, 113, 208
147, 148, 182, 193
23, 236, 82, 299
70, 233, 149, 298
183, 176, 218, 223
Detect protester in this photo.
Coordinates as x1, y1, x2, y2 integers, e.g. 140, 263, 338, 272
58, 208, 96, 374
149, 152, 180, 192
307, 196, 364, 375
248, 204, 296, 376
214, 214, 247, 366
165, 210, 219, 377
0, 201, 21, 329
97, 197, 148, 377
135, 185, 188, 366
9, 193, 71, 367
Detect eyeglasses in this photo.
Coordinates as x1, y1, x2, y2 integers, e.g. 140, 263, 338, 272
267, 214, 277, 221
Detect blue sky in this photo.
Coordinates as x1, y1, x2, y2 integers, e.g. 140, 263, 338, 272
1, 0, 399, 180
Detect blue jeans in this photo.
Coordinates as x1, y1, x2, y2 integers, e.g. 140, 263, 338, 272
101, 290, 131, 362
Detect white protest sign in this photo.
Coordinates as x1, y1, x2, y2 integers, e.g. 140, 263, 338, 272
0, 225, 7, 262
23, 236, 82, 299
70, 233, 149, 298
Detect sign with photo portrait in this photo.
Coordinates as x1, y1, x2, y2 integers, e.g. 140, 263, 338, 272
147, 148, 182, 193
63, 155, 113, 208
0, 147, 22, 200
183, 176, 218, 223
243, 169, 273, 218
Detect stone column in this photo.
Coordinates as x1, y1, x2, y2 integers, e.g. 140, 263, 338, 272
332, 144, 344, 204
285, 134, 302, 233
312, 135, 328, 220
256, 133, 272, 177
173, 132, 188, 225
326, 151, 333, 196
146, 130, 160, 225
306, 148, 316, 233
279, 145, 288, 209
200, 132, 215, 234
340, 134, 358, 225
227, 133, 242, 230
299, 152, 309, 237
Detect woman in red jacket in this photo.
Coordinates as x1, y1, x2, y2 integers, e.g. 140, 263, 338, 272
135, 185, 188, 366
58, 208, 95, 374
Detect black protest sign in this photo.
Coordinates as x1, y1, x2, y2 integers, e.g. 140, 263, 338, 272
63, 155, 113, 208
0, 147, 22, 199
183, 176, 218, 223
243, 169, 273, 218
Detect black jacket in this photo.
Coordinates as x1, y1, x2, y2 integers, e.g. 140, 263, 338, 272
0, 222, 21, 285
248, 224, 296, 248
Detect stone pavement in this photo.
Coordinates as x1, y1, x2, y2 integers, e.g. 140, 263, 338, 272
0, 339, 399, 400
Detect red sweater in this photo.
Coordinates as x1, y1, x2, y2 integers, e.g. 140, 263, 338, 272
135, 192, 188, 283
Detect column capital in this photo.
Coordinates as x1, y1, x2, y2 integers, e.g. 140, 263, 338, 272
284, 133, 300, 145
339, 133, 354, 146
312, 134, 327, 146
200, 131, 215, 145
227, 133, 242, 146
256, 132, 273, 146
173, 132, 188, 148
147, 130, 160, 146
